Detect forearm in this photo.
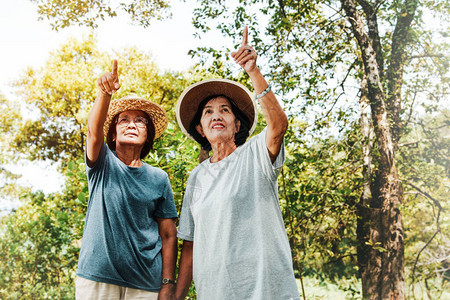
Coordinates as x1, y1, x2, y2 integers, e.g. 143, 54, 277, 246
231, 26, 288, 136
87, 91, 111, 140
247, 68, 288, 162
86, 91, 112, 165
160, 234, 177, 281
159, 234, 177, 299
247, 68, 288, 133
158, 219, 177, 300
175, 241, 193, 300
88, 59, 120, 138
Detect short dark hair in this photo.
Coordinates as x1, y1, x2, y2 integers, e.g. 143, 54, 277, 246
188, 95, 251, 151
106, 112, 155, 159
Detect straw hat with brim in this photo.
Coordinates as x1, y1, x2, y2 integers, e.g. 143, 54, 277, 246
176, 79, 258, 142
104, 95, 168, 139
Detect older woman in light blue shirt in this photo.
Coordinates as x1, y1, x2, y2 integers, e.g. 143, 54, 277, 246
175, 27, 300, 300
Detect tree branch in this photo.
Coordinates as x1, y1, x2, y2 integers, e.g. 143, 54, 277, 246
405, 181, 443, 288
341, 0, 395, 175
404, 82, 418, 129
357, 0, 384, 77
406, 182, 444, 212
398, 140, 420, 147
412, 229, 440, 284
386, 0, 418, 145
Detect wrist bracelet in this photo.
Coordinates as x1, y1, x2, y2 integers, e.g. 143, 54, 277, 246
255, 84, 271, 99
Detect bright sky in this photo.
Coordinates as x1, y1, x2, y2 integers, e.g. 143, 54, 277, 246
0, 0, 207, 197
0, 0, 199, 93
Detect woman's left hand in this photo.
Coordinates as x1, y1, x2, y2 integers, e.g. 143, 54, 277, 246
231, 26, 257, 73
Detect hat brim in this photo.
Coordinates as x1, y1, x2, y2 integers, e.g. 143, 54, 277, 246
176, 79, 258, 142
104, 95, 168, 139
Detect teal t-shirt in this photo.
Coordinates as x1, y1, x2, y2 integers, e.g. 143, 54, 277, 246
77, 143, 178, 292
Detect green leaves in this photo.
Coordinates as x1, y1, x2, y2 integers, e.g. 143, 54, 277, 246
11, 36, 187, 165
0, 0, 448, 297
0, 192, 81, 298
30, 0, 172, 30
189, 1, 448, 295
365, 240, 388, 253
279, 121, 362, 281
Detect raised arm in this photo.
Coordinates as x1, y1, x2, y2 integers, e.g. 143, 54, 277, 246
231, 27, 288, 163
86, 60, 121, 167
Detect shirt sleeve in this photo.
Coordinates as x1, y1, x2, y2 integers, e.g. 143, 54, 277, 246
154, 173, 178, 219
85, 143, 107, 174
177, 180, 197, 241
250, 127, 285, 182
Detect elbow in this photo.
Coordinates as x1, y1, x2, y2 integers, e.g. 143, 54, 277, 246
160, 222, 178, 242
162, 231, 177, 244
275, 111, 289, 137
267, 112, 288, 140
87, 123, 103, 144
281, 112, 289, 133
182, 240, 193, 251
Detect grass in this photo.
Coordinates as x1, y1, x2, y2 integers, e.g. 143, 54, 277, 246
297, 277, 360, 299
296, 277, 450, 300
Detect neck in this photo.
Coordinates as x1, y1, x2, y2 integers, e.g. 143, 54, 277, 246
210, 141, 237, 163
115, 145, 143, 167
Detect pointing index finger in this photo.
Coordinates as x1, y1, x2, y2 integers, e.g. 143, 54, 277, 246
112, 59, 118, 76
241, 26, 248, 46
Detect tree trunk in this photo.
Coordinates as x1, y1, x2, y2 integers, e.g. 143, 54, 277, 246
356, 74, 380, 296
341, 1, 409, 298
358, 75, 373, 206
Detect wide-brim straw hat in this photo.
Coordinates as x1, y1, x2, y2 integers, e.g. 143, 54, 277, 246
104, 94, 168, 139
176, 79, 258, 141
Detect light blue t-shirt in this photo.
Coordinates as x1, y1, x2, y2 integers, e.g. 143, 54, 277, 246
178, 128, 300, 299
77, 143, 178, 292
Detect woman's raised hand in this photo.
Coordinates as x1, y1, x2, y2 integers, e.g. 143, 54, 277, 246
231, 26, 257, 73
97, 60, 121, 95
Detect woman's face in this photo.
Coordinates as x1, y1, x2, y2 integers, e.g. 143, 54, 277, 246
114, 110, 148, 147
196, 96, 240, 145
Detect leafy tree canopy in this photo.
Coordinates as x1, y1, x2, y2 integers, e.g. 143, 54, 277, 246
3, 1, 448, 298
30, 0, 172, 30
11, 34, 189, 165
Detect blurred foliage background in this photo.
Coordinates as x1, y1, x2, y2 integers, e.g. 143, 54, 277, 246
0, 0, 448, 299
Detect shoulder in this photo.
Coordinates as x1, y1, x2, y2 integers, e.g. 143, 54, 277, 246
239, 127, 267, 152
250, 127, 268, 142
142, 163, 170, 181
190, 161, 207, 175
186, 160, 209, 182
86, 143, 110, 171
142, 165, 175, 194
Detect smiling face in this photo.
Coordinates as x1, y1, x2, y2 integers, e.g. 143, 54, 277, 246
195, 96, 241, 146
114, 110, 148, 148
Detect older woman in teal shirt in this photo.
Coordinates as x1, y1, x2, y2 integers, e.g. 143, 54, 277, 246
76, 60, 178, 300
